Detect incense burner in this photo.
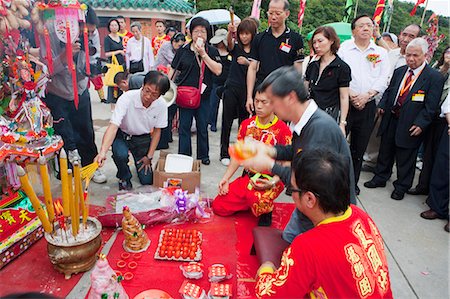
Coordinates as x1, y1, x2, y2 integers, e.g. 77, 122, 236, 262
45, 217, 102, 279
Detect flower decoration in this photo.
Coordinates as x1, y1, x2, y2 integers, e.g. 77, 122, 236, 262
366, 53, 381, 68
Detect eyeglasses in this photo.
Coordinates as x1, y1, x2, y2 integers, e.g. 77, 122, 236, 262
286, 186, 321, 198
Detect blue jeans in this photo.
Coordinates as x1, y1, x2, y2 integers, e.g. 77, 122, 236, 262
208, 83, 220, 129
43, 90, 98, 167
157, 103, 177, 149
178, 95, 210, 160
112, 130, 153, 185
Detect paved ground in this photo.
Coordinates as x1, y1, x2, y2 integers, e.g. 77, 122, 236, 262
82, 87, 449, 298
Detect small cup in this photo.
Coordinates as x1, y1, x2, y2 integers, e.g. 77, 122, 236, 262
123, 271, 134, 281
121, 252, 131, 260
133, 253, 142, 260
117, 260, 127, 269
128, 261, 138, 270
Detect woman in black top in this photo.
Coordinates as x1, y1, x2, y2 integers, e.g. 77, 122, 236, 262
219, 18, 258, 165
169, 17, 222, 165
305, 26, 351, 135
104, 18, 125, 106
208, 29, 231, 132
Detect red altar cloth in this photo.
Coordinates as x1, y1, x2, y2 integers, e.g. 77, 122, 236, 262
0, 203, 295, 298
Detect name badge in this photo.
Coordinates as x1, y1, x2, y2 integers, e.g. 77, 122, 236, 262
411, 93, 425, 102
279, 42, 292, 53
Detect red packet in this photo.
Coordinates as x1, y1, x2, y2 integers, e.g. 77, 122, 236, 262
180, 262, 204, 279
179, 281, 207, 299
208, 264, 232, 282
209, 283, 232, 298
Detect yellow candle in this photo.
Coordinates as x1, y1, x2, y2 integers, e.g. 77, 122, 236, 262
39, 156, 55, 222
67, 169, 77, 236
82, 188, 88, 226
17, 166, 53, 233
59, 149, 70, 217
73, 161, 81, 236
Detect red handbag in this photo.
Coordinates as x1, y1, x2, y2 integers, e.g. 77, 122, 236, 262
176, 58, 206, 109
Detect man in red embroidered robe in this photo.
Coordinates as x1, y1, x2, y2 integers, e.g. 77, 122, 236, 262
213, 89, 292, 226
255, 149, 393, 298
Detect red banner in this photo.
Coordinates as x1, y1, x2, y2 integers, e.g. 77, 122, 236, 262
372, 0, 386, 25
0, 207, 37, 240
410, 0, 426, 16
298, 0, 307, 28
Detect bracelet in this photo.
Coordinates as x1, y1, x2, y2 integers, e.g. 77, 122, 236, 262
146, 155, 153, 160
340, 120, 347, 126
258, 266, 275, 276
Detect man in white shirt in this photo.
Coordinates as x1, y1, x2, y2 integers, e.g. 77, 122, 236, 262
95, 71, 170, 190
126, 22, 155, 74
337, 15, 390, 195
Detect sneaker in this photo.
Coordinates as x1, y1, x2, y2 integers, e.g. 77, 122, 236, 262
68, 149, 81, 164
118, 179, 133, 191
221, 158, 230, 166
92, 169, 107, 184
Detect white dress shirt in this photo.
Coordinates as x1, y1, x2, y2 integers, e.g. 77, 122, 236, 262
388, 48, 406, 73
110, 88, 168, 135
338, 39, 390, 95
291, 100, 318, 135
125, 36, 155, 73
393, 61, 427, 105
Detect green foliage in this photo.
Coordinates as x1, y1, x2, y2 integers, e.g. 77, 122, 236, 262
195, 0, 449, 62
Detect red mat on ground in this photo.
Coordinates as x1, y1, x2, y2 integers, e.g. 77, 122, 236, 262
0, 203, 295, 298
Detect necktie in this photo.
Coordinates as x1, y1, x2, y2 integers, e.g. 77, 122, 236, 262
397, 70, 414, 107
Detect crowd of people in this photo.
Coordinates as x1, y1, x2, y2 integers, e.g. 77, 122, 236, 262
35, 0, 449, 297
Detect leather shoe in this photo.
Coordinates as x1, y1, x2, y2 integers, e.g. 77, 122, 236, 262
364, 180, 386, 189
420, 209, 443, 220
406, 187, 428, 195
391, 190, 404, 200
445, 222, 449, 233
201, 158, 210, 165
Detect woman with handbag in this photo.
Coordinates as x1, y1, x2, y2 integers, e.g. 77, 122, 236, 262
126, 22, 154, 74
104, 18, 125, 109
169, 17, 222, 165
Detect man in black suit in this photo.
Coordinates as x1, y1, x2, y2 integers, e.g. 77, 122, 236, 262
364, 38, 445, 200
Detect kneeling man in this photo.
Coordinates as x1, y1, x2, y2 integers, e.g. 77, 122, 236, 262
256, 149, 393, 298
213, 88, 292, 225
95, 71, 170, 190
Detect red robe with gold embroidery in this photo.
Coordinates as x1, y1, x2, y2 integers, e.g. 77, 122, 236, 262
256, 205, 393, 298
213, 116, 292, 217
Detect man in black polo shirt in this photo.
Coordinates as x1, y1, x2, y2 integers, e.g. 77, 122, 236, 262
246, 0, 304, 114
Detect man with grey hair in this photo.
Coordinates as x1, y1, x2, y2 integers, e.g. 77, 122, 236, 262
364, 38, 445, 200
125, 21, 154, 74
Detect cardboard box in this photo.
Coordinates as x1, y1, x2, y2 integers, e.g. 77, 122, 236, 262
153, 154, 201, 193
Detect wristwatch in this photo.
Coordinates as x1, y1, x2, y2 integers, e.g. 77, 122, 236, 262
146, 155, 153, 160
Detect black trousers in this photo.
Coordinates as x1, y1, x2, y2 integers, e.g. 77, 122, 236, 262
220, 84, 249, 159
372, 117, 419, 193
43, 90, 98, 167
347, 101, 377, 185
426, 128, 449, 218
415, 118, 447, 191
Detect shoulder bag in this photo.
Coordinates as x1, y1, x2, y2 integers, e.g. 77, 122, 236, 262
129, 38, 145, 74
175, 49, 207, 109
104, 54, 124, 86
